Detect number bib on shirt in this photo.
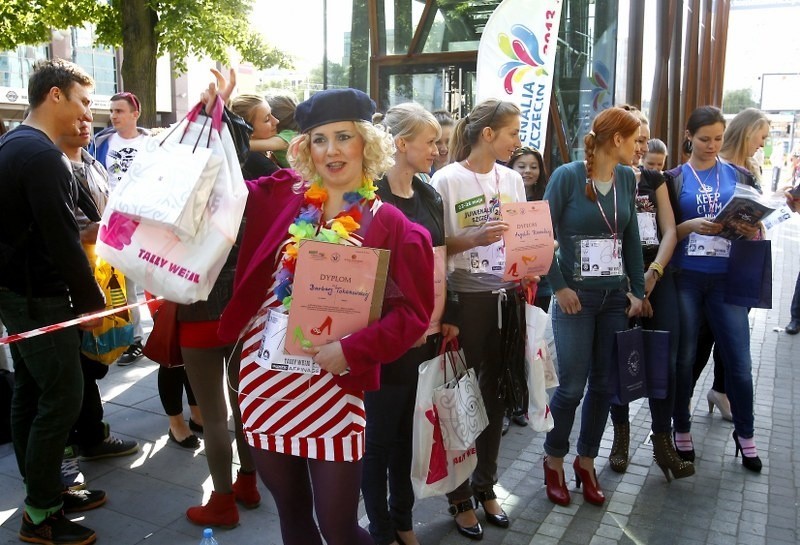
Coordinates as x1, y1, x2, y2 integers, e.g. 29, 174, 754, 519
637, 212, 659, 245
578, 237, 623, 277
686, 233, 730, 257
256, 309, 321, 375
468, 240, 506, 275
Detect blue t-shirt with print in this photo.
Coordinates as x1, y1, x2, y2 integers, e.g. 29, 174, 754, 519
673, 161, 737, 273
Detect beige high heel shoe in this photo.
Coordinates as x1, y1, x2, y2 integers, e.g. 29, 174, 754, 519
706, 389, 733, 421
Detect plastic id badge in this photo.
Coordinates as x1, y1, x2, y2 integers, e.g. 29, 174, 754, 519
575, 235, 623, 278
256, 309, 321, 375
637, 212, 659, 246
686, 234, 730, 257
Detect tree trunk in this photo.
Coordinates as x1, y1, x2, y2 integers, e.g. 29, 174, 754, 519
119, 0, 158, 128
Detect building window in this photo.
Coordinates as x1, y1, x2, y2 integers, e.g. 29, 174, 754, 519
71, 26, 117, 96
0, 45, 49, 89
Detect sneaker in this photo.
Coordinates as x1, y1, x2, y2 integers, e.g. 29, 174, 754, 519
19, 510, 96, 545
117, 340, 143, 366
80, 434, 139, 461
62, 489, 107, 514
60, 446, 86, 491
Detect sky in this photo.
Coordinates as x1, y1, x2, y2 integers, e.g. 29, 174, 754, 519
250, 0, 350, 70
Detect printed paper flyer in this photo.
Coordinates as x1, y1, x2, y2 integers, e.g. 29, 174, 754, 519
500, 201, 554, 281
286, 240, 390, 356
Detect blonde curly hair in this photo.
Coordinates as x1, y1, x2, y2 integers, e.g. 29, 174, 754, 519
287, 120, 395, 183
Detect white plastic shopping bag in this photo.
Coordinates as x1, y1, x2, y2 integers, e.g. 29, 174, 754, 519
411, 343, 478, 499
96, 98, 247, 304
106, 105, 223, 240
525, 291, 555, 432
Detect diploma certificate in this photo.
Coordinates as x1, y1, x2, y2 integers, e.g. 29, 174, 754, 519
285, 240, 390, 356
500, 201, 555, 281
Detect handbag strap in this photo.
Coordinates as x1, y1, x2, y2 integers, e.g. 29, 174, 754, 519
159, 96, 225, 151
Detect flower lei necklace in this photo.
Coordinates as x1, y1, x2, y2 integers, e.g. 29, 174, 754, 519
273, 176, 378, 312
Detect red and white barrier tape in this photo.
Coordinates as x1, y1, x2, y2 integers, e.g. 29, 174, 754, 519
0, 297, 163, 346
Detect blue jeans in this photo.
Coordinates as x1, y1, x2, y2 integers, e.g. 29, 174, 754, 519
544, 288, 628, 459
673, 270, 754, 438
609, 269, 679, 434
0, 288, 83, 512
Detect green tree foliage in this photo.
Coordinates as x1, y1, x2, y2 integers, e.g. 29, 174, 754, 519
722, 88, 758, 114
0, 0, 291, 127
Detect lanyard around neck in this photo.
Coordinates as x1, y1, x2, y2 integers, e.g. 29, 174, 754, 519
465, 160, 501, 216
593, 180, 618, 257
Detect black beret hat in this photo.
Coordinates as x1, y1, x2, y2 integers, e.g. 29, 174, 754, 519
295, 88, 376, 133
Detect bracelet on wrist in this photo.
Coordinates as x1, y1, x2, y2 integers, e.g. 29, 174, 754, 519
648, 261, 664, 280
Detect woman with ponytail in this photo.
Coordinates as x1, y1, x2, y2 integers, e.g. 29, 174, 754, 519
431, 99, 528, 540
542, 107, 645, 507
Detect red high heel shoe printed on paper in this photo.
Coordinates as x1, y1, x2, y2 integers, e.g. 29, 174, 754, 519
311, 316, 333, 336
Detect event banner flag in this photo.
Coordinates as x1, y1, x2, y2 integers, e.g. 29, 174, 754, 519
476, 0, 563, 153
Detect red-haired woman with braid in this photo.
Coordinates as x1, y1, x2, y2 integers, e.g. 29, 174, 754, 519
541, 107, 645, 507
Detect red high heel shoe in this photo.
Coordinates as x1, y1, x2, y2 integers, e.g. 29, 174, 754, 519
543, 457, 570, 506
311, 315, 332, 335
573, 457, 605, 505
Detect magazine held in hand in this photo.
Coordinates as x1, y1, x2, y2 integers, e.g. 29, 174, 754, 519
711, 183, 774, 240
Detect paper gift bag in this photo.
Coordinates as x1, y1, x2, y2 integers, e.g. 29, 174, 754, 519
609, 327, 648, 405
411, 344, 478, 499
433, 359, 489, 451
106, 104, 222, 241
724, 239, 772, 309
642, 329, 669, 400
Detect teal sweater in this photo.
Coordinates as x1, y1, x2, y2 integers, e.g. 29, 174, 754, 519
543, 161, 645, 299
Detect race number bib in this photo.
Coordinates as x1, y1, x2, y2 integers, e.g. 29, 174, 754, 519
579, 238, 623, 277
686, 233, 730, 257
468, 241, 505, 276
637, 212, 659, 245
256, 309, 321, 375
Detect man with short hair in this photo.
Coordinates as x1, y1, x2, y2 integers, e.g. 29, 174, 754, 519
90, 92, 149, 365
56, 118, 139, 492
0, 58, 107, 545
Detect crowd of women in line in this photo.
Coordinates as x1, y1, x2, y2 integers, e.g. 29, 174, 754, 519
164, 67, 782, 545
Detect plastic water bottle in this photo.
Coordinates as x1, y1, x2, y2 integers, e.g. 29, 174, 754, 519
199, 528, 218, 545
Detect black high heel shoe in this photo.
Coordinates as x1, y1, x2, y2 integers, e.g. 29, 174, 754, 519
732, 431, 762, 473
473, 489, 509, 528
673, 431, 695, 462
448, 500, 483, 540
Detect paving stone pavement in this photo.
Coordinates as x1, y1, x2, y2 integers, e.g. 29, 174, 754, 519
0, 215, 798, 545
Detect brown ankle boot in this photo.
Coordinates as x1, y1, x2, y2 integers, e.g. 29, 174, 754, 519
651, 432, 695, 482
609, 421, 630, 473
186, 491, 239, 528
232, 470, 261, 509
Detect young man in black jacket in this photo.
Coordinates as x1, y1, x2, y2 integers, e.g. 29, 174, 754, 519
0, 58, 107, 545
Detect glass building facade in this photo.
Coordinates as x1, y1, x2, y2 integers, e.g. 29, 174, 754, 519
342, 0, 622, 169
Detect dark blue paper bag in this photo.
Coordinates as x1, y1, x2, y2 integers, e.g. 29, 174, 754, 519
725, 239, 772, 309
642, 329, 669, 400
609, 327, 648, 405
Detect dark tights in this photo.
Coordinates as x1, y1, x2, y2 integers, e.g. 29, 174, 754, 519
157, 365, 197, 416
250, 447, 372, 545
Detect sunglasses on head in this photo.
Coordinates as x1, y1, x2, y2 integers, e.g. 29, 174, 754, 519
511, 146, 541, 158
116, 92, 140, 112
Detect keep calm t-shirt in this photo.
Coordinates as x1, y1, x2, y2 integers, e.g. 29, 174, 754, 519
105, 132, 148, 191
